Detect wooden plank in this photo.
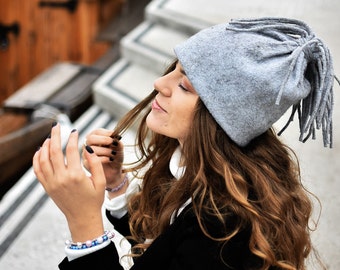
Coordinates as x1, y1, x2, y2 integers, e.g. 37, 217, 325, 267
4, 63, 82, 110
0, 111, 28, 137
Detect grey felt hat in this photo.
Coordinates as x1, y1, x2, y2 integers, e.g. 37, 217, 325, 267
174, 18, 337, 147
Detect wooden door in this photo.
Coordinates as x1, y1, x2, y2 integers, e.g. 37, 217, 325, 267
0, 0, 124, 104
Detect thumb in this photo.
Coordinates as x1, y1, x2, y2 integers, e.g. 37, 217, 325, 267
84, 145, 106, 190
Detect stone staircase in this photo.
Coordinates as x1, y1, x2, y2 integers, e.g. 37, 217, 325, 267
1, 0, 339, 269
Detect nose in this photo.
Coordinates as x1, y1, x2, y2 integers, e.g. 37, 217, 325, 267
153, 74, 172, 97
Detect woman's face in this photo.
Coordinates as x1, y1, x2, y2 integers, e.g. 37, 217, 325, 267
146, 62, 199, 145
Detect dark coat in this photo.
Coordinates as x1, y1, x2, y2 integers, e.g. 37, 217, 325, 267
59, 205, 265, 269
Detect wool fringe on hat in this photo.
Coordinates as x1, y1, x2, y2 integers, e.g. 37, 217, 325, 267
227, 18, 338, 148
175, 17, 339, 148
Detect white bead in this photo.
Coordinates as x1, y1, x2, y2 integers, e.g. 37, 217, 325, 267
86, 240, 92, 247
97, 237, 104, 244
107, 231, 114, 238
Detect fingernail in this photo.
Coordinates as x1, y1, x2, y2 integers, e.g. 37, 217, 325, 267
111, 150, 116, 155
52, 122, 57, 127
112, 141, 118, 146
85, 145, 94, 154
71, 129, 77, 133
110, 157, 114, 162
115, 135, 122, 141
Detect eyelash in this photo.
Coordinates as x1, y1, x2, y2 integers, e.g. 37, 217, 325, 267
178, 83, 188, 91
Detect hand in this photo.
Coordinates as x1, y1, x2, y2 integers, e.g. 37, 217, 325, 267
33, 123, 106, 242
82, 128, 124, 188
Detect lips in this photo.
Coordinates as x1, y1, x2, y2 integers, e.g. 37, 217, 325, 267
152, 99, 166, 112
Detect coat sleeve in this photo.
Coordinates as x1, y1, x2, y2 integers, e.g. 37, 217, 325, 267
59, 242, 124, 270
59, 213, 133, 270
106, 210, 131, 237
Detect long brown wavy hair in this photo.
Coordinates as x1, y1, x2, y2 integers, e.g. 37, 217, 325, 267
111, 60, 322, 269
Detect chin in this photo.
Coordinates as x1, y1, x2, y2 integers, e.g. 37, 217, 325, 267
146, 113, 160, 133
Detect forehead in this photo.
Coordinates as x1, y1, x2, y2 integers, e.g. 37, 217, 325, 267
176, 62, 186, 75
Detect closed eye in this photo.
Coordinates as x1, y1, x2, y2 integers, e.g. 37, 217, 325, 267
178, 83, 189, 91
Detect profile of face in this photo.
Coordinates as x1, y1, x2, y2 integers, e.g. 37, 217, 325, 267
146, 62, 199, 146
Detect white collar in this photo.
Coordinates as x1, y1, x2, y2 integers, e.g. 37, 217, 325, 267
169, 146, 185, 180
169, 146, 191, 224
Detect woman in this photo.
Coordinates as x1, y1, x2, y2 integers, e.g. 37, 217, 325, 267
33, 18, 337, 269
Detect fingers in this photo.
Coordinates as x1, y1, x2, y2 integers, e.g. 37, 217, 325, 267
33, 124, 107, 227
84, 145, 106, 190
109, 138, 124, 164
85, 129, 123, 147
65, 129, 82, 171
33, 139, 50, 184
49, 123, 66, 170
34, 123, 81, 181
88, 146, 114, 159
85, 128, 113, 147
84, 128, 124, 163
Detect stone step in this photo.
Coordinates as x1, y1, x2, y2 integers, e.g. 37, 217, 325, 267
120, 21, 189, 74
93, 58, 160, 118
145, 0, 213, 34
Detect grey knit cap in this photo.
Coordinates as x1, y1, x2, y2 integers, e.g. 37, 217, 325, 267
174, 17, 338, 147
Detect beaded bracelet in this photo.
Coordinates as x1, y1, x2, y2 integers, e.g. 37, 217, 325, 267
105, 174, 128, 193
65, 230, 115, 250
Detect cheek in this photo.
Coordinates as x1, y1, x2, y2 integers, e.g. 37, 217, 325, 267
173, 106, 196, 134
181, 115, 194, 132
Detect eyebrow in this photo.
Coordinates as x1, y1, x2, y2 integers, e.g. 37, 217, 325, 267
180, 68, 187, 76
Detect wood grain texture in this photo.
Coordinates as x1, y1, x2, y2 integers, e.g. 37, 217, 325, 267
0, 0, 123, 103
